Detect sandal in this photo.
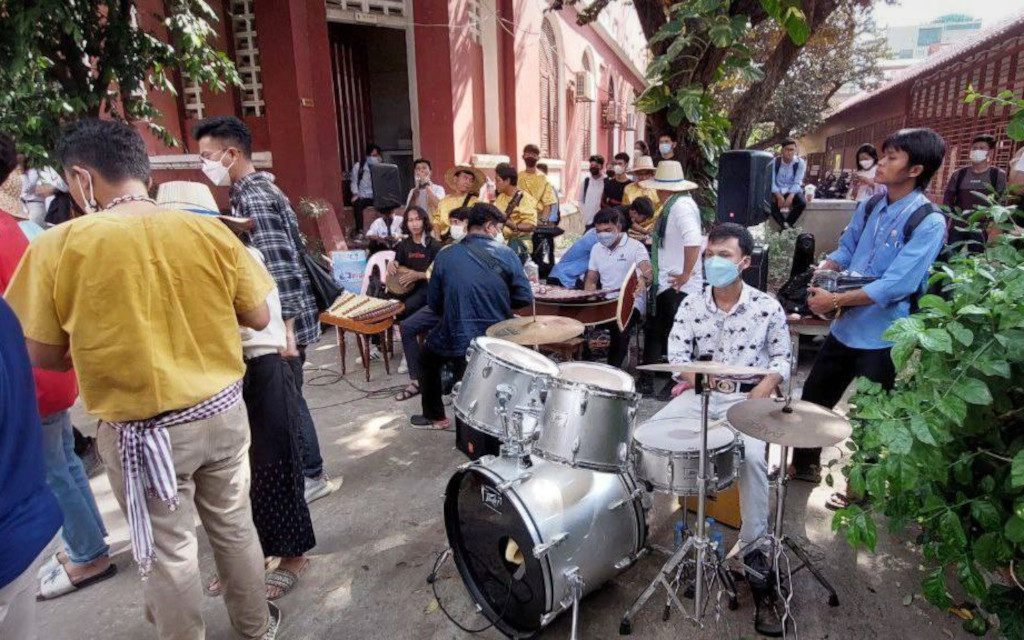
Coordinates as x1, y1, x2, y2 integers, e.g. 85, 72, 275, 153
825, 492, 866, 511
394, 383, 420, 402
265, 558, 310, 601
410, 415, 450, 430
37, 562, 117, 600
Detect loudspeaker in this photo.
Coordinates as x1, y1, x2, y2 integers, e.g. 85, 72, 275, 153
742, 243, 769, 292
790, 232, 816, 279
716, 150, 773, 226
370, 163, 404, 211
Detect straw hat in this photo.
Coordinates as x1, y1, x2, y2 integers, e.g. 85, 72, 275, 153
628, 155, 656, 176
639, 160, 697, 192
0, 169, 27, 220
155, 180, 219, 212
444, 164, 485, 193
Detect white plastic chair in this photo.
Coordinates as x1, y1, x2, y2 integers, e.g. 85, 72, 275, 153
360, 250, 395, 295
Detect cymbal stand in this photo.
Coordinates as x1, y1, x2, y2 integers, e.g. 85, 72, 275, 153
619, 371, 734, 635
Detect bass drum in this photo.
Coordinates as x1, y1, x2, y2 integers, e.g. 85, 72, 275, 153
444, 456, 646, 637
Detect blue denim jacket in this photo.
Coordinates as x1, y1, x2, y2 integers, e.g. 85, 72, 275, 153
426, 234, 534, 356
828, 189, 946, 349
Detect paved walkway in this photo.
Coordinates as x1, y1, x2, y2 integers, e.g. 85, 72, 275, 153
37, 330, 972, 639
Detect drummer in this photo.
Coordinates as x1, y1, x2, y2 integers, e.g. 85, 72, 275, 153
651, 222, 791, 637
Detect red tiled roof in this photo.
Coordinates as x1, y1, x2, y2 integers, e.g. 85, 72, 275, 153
825, 9, 1024, 120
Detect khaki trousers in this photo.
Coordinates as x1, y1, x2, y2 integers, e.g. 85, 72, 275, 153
98, 402, 269, 640
0, 560, 38, 640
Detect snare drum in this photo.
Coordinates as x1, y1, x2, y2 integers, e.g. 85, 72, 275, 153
534, 362, 641, 473
454, 337, 559, 440
631, 416, 744, 495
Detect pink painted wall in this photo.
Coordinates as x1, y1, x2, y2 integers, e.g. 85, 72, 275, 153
449, 0, 487, 164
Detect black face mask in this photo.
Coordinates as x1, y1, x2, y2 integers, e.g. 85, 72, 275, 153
523, 157, 538, 168
589, 166, 601, 177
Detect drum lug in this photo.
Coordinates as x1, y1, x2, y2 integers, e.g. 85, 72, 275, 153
452, 381, 461, 397
533, 532, 568, 559
482, 364, 493, 378
608, 487, 644, 511
496, 472, 532, 492
571, 436, 581, 455
617, 442, 628, 463
578, 396, 588, 415
457, 459, 481, 471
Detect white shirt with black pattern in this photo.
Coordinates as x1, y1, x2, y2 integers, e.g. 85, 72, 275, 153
667, 282, 791, 384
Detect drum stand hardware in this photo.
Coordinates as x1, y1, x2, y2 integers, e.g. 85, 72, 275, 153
537, 568, 586, 640
619, 372, 736, 635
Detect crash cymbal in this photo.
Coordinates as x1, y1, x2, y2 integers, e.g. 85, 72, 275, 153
726, 398, 852, 448
486, 316, 585, 345
637, 362, 773, 377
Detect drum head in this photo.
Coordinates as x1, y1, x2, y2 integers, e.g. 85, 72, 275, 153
633, 417, 735, 452
473, 336, 559, 376
444, 467, 548, 635
557, 362, 636, 393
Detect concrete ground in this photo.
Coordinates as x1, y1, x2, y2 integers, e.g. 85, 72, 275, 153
37, 329, 974, 640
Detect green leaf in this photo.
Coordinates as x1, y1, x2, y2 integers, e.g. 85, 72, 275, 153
973, 532, 1012, 568
936, 393, 968, 425
947, 321, 974, 347
957, 560, 986, 600
1013, 451, 1024, 488
939, 509, 967, 550
909, 415, 937, 446
956, 304, 990, 317
970, 499, 1003, 531
919, 328, 953, 353
1007, 112, 1024, 141
953, 378, 991, 405
1004, 516, 1024, 543
918, 294, 952, 315
963, 616, 988, 636
890, 337, 917, 370
847, 466, 866, 497
922, 571, 951, 608
708, 23, 735, 48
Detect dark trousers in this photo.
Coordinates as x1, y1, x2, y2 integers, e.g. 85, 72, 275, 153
770, 192, 807, 228
400, 306, 441, 381
352, 197, 373, 232
397, 285, 428, 321
286, 346, 324, 479
643, 289, 686, 368
419, 344, 468, 421
793, 334, 896, 471
595, 315, 637, 369
531, 233, 556, 279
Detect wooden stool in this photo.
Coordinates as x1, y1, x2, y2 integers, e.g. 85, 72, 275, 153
319, 306, 403, 382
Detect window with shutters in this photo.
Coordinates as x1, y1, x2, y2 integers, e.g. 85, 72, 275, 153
540, 20, 559, 158
580, 53, 592, 159
230, 0, 265, 117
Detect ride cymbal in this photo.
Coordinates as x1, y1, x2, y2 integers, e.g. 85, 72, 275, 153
726, 398, 852, 448
486, 316, 585, 345
637, 362, 772, 377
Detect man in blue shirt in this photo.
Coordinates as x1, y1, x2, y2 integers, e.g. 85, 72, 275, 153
411, 202, 533, 430
770, 139, 807, 228
547, 228, 599, 288
794, 128, 947, 497
0, 298, 62, 639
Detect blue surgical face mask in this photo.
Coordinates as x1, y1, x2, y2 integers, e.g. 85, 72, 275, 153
659, 142, 673, 156
597, 231, 619, 248
704, 256, 741, 288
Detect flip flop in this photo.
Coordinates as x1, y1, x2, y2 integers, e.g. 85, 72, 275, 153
825, 492, 866, 511
265, 559, 310, 601
37, 552, 63, 580
394, 383, 420, 402
37, 562, 117, 600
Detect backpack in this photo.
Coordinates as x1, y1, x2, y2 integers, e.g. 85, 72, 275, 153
859, 193, 943, 311
773, 157, 802, 182
953, 165, 1001, 198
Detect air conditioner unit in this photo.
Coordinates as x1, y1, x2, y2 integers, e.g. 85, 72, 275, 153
575, 71, 596, 103
602, 100, 620, 127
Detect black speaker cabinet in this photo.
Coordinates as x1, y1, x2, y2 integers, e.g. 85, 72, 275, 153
370, 163, 404, 211
716, 150, 773, 227
742, 243, 770, 292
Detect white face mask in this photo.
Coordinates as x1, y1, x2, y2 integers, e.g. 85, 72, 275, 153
613, 165, 625, 175
859, 159, 874, 170
74, 170, 98, 213
201, 150, 234, 187
970, 149, 989, 163
449, 224, 467, 241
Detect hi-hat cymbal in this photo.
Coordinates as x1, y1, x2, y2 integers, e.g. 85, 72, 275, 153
637, 362, 772, 377
486, 316, 585, 345
726, 399, 852, 448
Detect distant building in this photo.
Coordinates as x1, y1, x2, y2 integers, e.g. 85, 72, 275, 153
802, 11, 1024, 201
885, 14, 982, 60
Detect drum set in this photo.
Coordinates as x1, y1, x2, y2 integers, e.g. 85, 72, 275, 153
435, 333, 851, 639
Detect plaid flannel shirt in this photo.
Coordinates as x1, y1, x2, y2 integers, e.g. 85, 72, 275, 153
231, 172, 320, 346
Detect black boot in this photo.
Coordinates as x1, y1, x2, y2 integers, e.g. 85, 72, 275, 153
752, 586, 785, 638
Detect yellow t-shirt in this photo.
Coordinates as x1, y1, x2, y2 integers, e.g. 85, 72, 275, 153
494, 189, 539, 240
433, 193, 478, 237
623, 182, 661, 211
4, 209, 274, 422
517, 171, 556, 215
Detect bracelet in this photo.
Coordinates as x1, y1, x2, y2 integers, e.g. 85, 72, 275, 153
831, 292, 839, 311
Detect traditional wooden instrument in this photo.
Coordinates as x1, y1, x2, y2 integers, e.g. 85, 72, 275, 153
324, 291, 403, 324
516, 265, 641, 328
385, 265, 419, 296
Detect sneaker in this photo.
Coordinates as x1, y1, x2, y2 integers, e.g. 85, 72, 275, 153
398, 356, 408, 374
356, 345, 382, 365
263, 601, 282, 640
304, 475, 339, 504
